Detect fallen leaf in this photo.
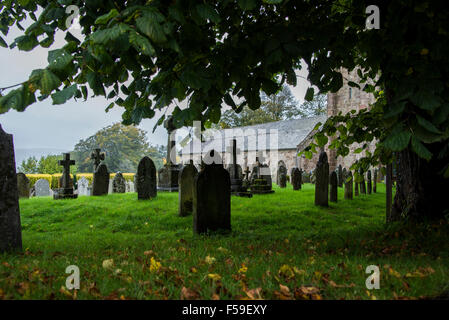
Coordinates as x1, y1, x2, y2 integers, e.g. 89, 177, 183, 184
180, 287, 200, 300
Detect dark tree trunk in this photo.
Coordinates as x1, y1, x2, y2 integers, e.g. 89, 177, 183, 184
390, 145, 449, 222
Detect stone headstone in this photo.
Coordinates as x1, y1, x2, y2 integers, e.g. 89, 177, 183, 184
373, 169, 378, 193
77, 177, 90, 196
276, 160, 287, 186
344, 171, 353, 200
108, 179, 113, 194
91, 148, 105, 171
291, 168, 302, 190
330, 171, 338, 202
302, 171, 311, 183
337, 164, 343, 187
58, 175, 73, 188
158, 116, 180, 192
249, 154, 274, 194
314, 151, 329, 207
279, 173, 287, 188
193, 150, 231, 234
360, 169, 366, 194
179, 160, 198, 217
17, 173, 30, 199
92, 163, 109, 196
54, 153, 78, 200
367, 170, 372, 194
127, 181, 135, 193
35, 179, 50, 197
136, 156, 157, 200
0, 125, 22, 252
342, 168, 348, 182
113, 172, 126, 193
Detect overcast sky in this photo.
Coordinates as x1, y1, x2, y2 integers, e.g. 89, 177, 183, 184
0, 20, 310, 152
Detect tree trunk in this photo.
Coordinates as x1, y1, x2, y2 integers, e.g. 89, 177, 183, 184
389, 145, 449, 222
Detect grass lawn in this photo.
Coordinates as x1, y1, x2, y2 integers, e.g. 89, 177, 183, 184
1, 183, 448, 300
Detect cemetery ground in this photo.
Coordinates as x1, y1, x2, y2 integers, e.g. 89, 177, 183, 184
1, 184, 448, 300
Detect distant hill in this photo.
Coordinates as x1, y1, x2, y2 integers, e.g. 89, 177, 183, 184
14, 148, 70, 167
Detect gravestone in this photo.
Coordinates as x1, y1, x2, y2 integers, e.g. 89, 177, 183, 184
344, 171, 353, 200
243, 166, 251, 189
0, 125, 22, 252
291, 168, 302, 190
54, 153, 78, 200
276, 160, 287, 186
226, 139, 252, 197
249, 152, 274, 194
310, 169, 316, 184
193, 150, 231, 234
330, 171, 338, 202
17, 173, 30, 199
127, 181, 135, 193
279, 173, 287, 188
342, 168, 348, 183
360, 169, 366, 194
354, 180, 359, 196
113, 172, 126, 193
35, 179, 50, 197
373, 169, 377, 193
77, 177, 90, 196
91, 148, 105, 171
302, 171, 311, 183
337, 164, 343, 187
314, 151, 329, 207
136, 156, 157, 200
179, 160, 198, 217
58, 175, 73, 188
367, 170, 372, 194
108, 179, 113, 194
92, 163, 109, 196
158, 116, 181, 191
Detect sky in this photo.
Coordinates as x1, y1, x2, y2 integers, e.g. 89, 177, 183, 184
0, 17, 311, 153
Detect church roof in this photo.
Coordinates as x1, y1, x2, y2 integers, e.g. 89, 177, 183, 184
180, 115, 327, 155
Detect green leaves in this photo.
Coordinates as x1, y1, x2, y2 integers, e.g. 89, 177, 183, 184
129, 32, 155, 56
48, 49, 74, 72
305, 88, 315, 102
0, 36, 7, 48
383, 126, 411, 151
411, 137, 432, 161
136, 9, 167, 43
238, 0, 257, 10
51, 85, 78, 105
196, 4, 221, 24
95, 9, 120, 25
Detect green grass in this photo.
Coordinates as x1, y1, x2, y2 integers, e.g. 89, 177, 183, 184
1, 183, 448, 300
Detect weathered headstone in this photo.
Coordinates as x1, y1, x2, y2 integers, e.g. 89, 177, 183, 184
226, 139, 251, 197
127, 181, 135, 193
92, 163, 109, 196
276, 160, 287, 186
77, 177, 90, 196
35, 179, 50, 197
314, 151, 329, 207
337, 164, 343, 188
249, 153, 274, 194
360, 170, 366, 194
344, 171, 353, 200
373, 169, 377, 193
158, 116, 181, 191
279, 173, 287, 188
179, 160, 198, 217
54, 153, 78, 200
367, 170, 372, 194
112, 172, 126, 193
291, 168, 302, 190
302, 171, 311, 183
136, 156, 157, 200
91, 148, 105, 171
17, 173, 30, 199
193, 150, 231, 234
330, 170, 338, 202
0, 125, 22, 252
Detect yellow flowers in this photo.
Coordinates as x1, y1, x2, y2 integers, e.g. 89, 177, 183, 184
149, 257, 162, 272
238, 264, 248, 274
102, 259, 114, 269
205, 256, 216, 265
207, 273, 221, 281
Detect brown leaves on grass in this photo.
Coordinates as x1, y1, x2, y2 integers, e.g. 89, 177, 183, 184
180, 286, 200, 300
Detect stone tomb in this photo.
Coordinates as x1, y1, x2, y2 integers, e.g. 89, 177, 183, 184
136, 156, 157, 200
193, 150, 231, 234
314, 151, 329, 207
249, 152, 274, 194
0, 124, 22, 252
92, 163, 109, 196
179, 160, 198, 217
17, 173, 30, 199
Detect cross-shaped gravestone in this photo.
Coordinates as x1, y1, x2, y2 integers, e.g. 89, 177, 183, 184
59, 153, 76, 189
226, 139, 241, 179
91, 148, 105, 171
